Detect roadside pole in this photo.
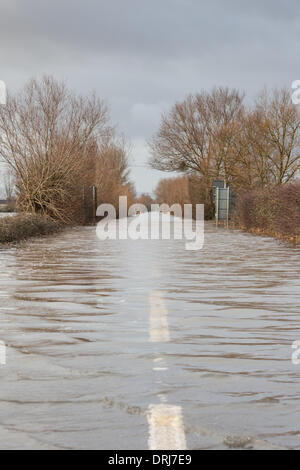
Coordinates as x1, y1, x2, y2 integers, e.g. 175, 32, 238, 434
226, 187, 230, 229
92, 185, 97, 225
216, 187, 219, 228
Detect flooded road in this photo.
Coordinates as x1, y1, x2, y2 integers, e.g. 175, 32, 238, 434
0, 221, 299, 449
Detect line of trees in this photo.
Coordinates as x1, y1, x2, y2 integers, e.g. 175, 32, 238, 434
152, 174, 214, 220
154, 175, 190, 208
149, 87, 300, 195
0, 76, 135, 224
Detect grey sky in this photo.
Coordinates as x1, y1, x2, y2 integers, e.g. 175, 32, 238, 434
0, 0, 299, 194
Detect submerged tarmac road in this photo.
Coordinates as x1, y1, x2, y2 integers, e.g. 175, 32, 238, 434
0, 221, 299, 449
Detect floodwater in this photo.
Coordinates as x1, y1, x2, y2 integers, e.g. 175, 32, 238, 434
0, 213, 15, 218
0, 220, 299, 449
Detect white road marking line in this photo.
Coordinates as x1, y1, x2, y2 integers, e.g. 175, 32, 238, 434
149, 290, 170, 343
148, 290, 187, 448
147, 404, 187, 450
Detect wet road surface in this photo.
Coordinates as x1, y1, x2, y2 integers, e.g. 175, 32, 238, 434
0, 221, 299, 449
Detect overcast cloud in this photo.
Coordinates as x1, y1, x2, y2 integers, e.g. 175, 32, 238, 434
0, 0, 299, 194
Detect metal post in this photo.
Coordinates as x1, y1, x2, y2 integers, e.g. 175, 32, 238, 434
226, 187, 230, 229
83, 185, 86, 225
216, 187, 219, 228
92, 185, 97, 225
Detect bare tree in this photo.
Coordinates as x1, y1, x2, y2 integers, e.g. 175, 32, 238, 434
0, 76, 109, 223
255, 88, 300, 184
149, 87, 244, 183
150, 86, 300, 193
95, 137, 136, 215
227, 110, 275, 189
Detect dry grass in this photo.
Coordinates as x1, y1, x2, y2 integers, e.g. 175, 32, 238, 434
0, 214, 61, 244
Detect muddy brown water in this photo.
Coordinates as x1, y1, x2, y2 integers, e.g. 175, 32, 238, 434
0, 221, 299, 449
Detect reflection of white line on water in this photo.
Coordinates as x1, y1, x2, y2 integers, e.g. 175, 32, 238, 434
148, 289, 187, 449
147, 404, 187, 450
149, 290, 170, 343
153, 356, 168, 371
157, 393, 168, 404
